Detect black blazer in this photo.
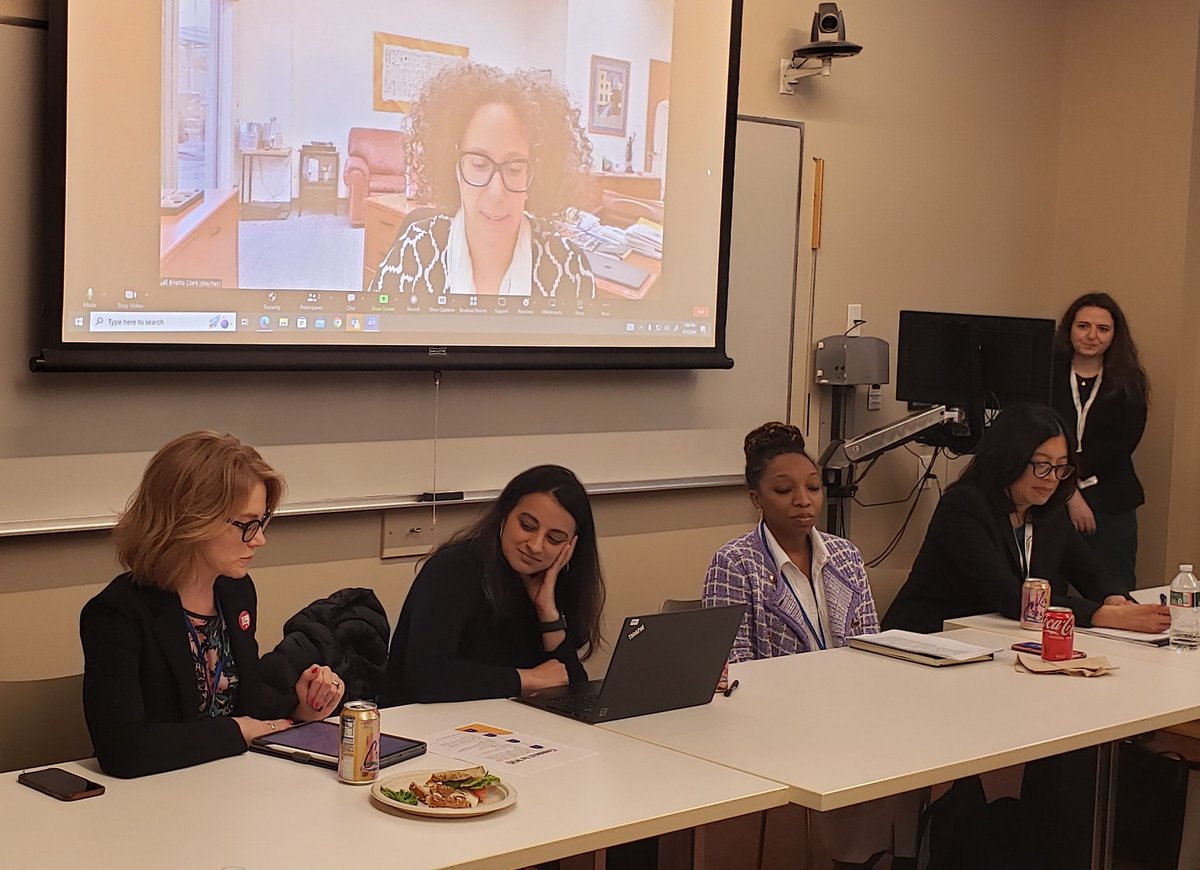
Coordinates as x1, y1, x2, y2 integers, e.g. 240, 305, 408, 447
380, 541, 588, 706
1050, 364, 1146, 512
80, 573, 293, 778
882, 480, 1126, 634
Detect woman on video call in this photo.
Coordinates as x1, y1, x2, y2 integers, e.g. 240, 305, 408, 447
882, 404, 1169, 635
380, 465, 605, 706
80, 432, 344, 778
1050, 292, 1149, 590
373, 63, 596, 300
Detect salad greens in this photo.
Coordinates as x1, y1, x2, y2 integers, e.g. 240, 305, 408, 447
380, 786, 419, 806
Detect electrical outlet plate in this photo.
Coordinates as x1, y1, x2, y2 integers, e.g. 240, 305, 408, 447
847, 303, 863, 335
381, 505, 464, 558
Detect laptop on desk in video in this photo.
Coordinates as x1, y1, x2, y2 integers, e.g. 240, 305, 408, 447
516, 603, 746, 724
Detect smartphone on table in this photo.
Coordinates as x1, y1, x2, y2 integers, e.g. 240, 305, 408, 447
18, 767, 105, 801
1011, 641, 1087, 660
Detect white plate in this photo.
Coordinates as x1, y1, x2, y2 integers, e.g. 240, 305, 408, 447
370, 769, 517, 818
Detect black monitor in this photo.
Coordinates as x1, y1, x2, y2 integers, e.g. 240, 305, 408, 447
896, 310, 1056, 450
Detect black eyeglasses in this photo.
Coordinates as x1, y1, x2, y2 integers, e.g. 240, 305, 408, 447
457, 150, 533, 193
1028, 461, 1076, 481
227, 512, 272, 542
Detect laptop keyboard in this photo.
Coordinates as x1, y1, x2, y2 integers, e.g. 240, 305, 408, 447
542, 693, 598, 718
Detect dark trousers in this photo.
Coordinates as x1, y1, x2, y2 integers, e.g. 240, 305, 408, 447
1081, 496, 1139, 592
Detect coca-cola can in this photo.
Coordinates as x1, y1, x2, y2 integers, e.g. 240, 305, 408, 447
1020, 579, 1052, 630
1041, 606, 1075, 661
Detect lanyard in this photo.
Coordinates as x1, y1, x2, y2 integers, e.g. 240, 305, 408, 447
1013, 523, 1033, 580
1069, 367, 1103, 451
184, 602, 226, 715
758, 521, 827, 650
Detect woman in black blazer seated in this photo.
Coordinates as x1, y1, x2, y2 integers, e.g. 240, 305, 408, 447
1050, 293, 1150, 591
883, 404, 1170, 635
80, 432, 345, 778
381, 465, 605, 706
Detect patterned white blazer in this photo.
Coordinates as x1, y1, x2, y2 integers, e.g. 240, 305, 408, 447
704, 526, 879, 662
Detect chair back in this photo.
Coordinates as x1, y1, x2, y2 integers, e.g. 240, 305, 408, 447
0, 675, 92, 772
346, 127, 407, 176
599, 189, 665, 229
660, 598, 702, 614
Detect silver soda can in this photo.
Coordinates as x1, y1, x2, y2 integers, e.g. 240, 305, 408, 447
338, 701, 380, 785
1020, 578, 1052, 630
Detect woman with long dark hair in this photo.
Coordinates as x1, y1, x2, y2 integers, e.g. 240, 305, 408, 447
380, 465, 605, 705
883, 404, 1168, 634
1050, 292, 1150, 590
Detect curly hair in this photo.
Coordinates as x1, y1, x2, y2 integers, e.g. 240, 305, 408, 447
743, 422, 815, 489
114, 432, 285, 591
407, 62, 592, 220
1053, 292, 1150, 405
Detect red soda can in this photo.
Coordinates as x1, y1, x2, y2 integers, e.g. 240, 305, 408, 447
1041, 606, 1075, 661
1020, 579, 1052, 630
338, 700, 380, 785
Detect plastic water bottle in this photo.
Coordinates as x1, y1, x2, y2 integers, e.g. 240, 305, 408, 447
1169, 563, 1200, 650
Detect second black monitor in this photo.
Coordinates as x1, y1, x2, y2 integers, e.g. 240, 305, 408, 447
896, 310, 1055, 411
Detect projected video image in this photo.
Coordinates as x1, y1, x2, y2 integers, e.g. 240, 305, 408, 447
56, 0, 730, 357
162, 0, 671, 304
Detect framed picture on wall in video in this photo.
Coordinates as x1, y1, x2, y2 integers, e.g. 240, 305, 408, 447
588, 55, 630, 136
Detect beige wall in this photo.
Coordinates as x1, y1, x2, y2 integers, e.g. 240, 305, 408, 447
741, 0, 1067, 565
1052, 0, 1200, 581
4, 0, 1200, 689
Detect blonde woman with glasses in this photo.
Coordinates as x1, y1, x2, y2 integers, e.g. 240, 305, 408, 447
80, 432, 344, 778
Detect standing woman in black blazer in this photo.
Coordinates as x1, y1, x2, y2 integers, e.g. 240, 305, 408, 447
883, 404, 1169, 635
1051, 293, 1150, 590
80, 432, 345, 778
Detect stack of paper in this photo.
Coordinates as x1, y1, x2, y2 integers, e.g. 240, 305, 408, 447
624, 220, 663, 259
1076, 626, 1170, 647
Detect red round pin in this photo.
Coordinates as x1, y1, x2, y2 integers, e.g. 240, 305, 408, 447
238, 610, 251, 631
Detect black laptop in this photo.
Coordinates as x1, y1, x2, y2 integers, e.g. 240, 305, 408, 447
516, 603, 746, 723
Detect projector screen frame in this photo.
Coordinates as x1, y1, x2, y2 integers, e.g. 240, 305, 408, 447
32, 0, 742, 374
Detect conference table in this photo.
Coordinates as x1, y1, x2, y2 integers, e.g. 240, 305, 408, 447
10, 625, 1200, 869
1, 699, 786, 870
600, 627, 1200, 869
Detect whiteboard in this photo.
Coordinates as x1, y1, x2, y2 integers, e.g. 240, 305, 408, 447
0, 17, 804, 532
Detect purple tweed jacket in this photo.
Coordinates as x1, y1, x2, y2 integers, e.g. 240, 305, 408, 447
704, 527, 879, 662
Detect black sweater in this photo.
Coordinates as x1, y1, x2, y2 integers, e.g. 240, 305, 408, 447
882, 480, 1126, 634
380, 541, 588, 706
1050, 363, 1146, 512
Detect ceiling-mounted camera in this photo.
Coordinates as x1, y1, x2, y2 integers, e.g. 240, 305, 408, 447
780, 2, 863, 93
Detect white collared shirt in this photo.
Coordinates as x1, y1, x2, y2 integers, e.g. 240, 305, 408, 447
762, 523, 830, 649
447, 209, 534, 296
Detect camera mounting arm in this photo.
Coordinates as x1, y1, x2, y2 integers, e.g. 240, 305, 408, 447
780, 57, 833, 93
822, 405, 965, 471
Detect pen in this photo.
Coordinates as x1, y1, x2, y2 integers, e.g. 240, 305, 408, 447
723, 679, 740, 698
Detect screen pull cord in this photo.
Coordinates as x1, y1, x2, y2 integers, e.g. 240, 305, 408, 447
431, 369, 441, 529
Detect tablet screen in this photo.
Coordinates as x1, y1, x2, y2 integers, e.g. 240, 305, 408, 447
252, 720, 425, 767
